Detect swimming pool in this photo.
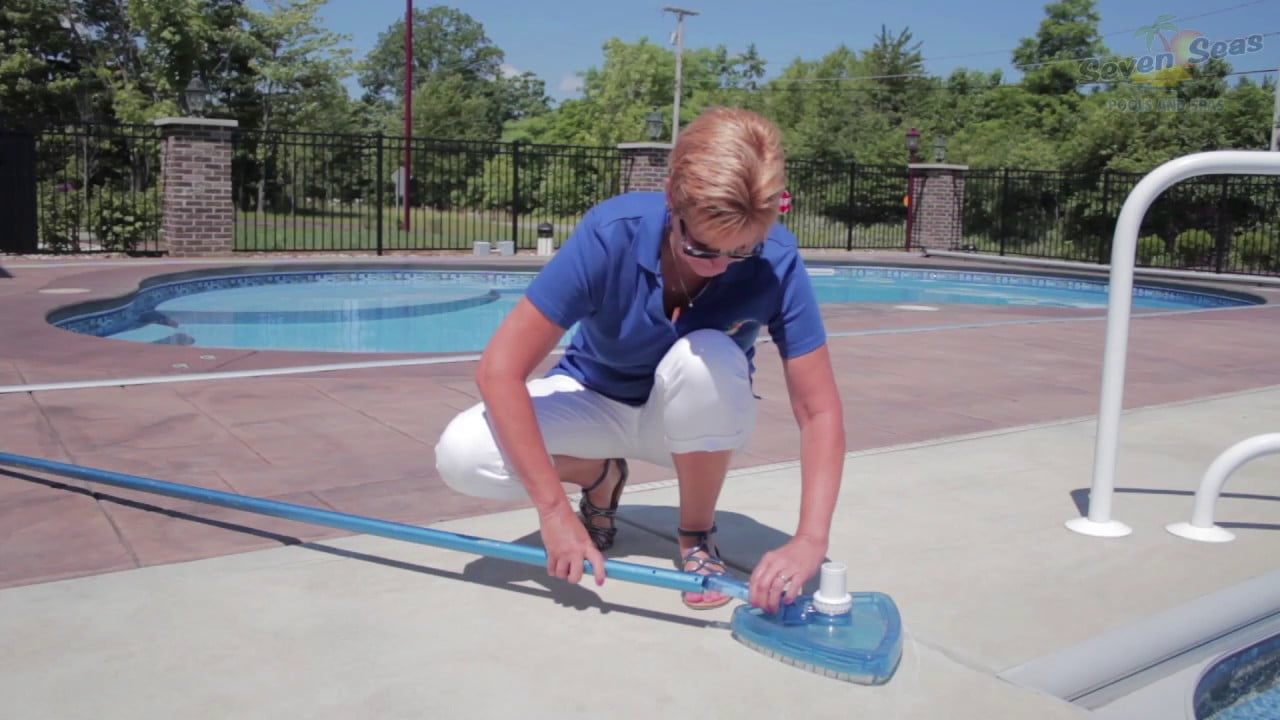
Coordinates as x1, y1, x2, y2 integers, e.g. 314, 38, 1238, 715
52, 266, 1255, 354
1195, 631, 1280, 719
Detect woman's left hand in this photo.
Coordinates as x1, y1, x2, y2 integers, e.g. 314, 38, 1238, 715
748, 535, 828, 613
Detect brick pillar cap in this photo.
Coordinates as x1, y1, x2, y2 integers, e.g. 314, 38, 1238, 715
617, 142, 673, 151
908, 162, 968, 171
153, 117, 239, 128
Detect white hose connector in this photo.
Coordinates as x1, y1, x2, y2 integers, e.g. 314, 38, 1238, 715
812, 562, 854, 615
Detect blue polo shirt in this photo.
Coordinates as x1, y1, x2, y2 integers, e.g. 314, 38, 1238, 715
524, 192, 826, 406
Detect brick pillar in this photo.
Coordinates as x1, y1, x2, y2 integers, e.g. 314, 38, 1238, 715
617, 142, 672, 193
154, 117, 238, 257
907, 163, 968, 251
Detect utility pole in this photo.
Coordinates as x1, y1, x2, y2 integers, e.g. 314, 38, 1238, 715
663, 6, 698, 145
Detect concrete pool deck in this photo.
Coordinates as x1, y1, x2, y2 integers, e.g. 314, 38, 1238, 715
2, 251, 1280, 717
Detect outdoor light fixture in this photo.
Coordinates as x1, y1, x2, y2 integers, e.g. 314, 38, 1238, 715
183, 76, 210, 117
905, 128, 921, 162
646, 109, 664, 141
933, 134, 948, 162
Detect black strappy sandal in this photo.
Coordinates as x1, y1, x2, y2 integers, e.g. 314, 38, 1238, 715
579, 458, 629, 551
678, 524, 733, 610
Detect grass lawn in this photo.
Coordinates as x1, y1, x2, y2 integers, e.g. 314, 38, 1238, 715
233, 207, 909, 253
233, 207, 586, 252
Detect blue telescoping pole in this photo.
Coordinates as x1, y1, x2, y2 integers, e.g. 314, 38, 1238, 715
0, 452, 749, 600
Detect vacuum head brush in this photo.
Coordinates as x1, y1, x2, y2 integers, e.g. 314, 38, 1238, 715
728, 563, 903, 684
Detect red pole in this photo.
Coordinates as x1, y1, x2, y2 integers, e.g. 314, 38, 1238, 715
403, 0, 412, 232
904, 167, 914, 252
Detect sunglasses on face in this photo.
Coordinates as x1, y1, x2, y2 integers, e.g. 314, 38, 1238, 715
678, 218, 764, 260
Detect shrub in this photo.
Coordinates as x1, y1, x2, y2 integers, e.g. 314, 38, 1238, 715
91, 191, 160, 252
1174, 228, 1216, 267
38, 182, 85, 253
1137, 235, 1166, 265
1233, 231, 1276, 273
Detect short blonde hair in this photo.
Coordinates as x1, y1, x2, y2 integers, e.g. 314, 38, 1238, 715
667, 107, 786, 238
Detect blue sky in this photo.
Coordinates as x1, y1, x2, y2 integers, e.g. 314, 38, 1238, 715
286, 0, 1278, 102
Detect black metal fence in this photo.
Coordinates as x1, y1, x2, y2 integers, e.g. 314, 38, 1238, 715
6, 122, 1280, 277
228, 129, 911, 254
781, 159, 906, 249
962, 168, 1280, 276
231, 130, 625, 252
0, 124, 163, 254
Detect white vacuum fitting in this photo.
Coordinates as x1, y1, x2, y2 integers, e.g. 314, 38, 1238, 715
812, 561, 854, 615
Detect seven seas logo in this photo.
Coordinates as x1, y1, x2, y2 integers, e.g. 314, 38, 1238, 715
1078, 14, 1264, 87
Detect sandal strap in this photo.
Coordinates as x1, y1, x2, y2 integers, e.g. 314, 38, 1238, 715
678, 521, 724, 567
579, 459, 628, 550
681, 544, 726, 569
580, 459, 613, 496
677, 524, 717, 540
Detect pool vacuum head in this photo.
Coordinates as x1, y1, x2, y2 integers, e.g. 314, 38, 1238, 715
721, 563, 903, 684
0, 451, 904, 687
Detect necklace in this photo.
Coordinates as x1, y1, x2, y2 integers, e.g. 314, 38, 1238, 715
674, 261, 697, 308
667, 230, 705, 309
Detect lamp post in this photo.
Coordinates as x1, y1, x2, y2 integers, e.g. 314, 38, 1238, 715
183, 76, 210, 118
905, 128, 920, 251
645, 109, 664, 141
933, 134, 948, 163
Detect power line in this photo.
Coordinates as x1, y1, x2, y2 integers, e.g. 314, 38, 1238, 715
764, 31, 1279, 86
765, 3, 1276, 84
1011, 29, 1279, 72
772, 72, 930, 84
921, 0, 1274, 63
727, 67, 1277, 94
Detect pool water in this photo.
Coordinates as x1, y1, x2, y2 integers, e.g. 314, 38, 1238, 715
1196, 632, 1280, 720
55, 267, 1251, 354
1208, 687, 1280, 720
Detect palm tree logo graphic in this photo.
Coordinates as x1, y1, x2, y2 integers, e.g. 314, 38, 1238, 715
1132, 14, 1200, 87
1135, 14, 1178, 53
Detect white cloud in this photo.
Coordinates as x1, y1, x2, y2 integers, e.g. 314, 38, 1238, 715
558, 74, 584, 95
499, 63, 522, 79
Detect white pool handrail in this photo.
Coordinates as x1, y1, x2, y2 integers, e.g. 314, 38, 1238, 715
1066, 150, 1280, 538
1165, 433, 1280, 543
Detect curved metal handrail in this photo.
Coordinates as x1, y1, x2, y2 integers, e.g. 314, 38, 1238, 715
1166, 433, 1280, 543
1066, 150, 1280, 538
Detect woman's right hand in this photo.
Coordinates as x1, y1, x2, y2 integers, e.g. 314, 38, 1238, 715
538, 503, 608, 587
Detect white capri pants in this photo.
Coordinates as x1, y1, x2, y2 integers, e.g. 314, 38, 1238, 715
435, 329, 757, 501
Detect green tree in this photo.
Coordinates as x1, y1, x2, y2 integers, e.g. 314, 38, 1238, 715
246, 0, 354, 212
125, 0, 209, 116
248, 0, 352, 133
1012, 0, 1106, 96
861, 26, 927, 124
358, 6, 541, 140
0, 0, 83, 128
558, 37, 675, 146
498, 71, 551, 122
358, 5, 502, 105
762, 47, 867, 161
